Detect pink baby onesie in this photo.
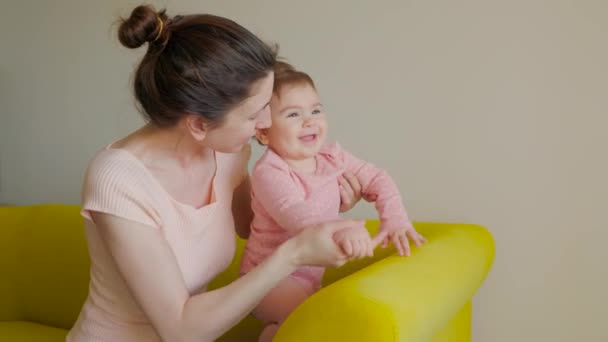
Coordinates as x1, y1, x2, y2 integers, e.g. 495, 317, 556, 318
240, 142, 411, 289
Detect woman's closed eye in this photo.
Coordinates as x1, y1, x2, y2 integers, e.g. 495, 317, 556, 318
248, 103, 269, 121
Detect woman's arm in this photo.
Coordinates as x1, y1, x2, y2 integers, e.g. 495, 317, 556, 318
92, 212, 356, 342
338, 172, 365, 213
338, 146, 426, 255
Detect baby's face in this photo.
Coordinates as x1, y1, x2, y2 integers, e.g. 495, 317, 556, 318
260, 83, 328, 161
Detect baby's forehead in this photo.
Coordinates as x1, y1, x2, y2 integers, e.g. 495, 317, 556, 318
273, 83, 318, 101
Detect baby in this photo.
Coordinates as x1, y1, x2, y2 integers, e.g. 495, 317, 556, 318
240, 61, 426, 341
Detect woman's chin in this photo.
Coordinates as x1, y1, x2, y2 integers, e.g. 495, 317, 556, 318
229, 145, 247, 153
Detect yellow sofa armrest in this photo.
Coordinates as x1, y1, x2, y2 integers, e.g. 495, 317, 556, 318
274, 222, 495, 342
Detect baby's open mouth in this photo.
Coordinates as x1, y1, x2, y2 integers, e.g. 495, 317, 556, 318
298, 134, 317, 143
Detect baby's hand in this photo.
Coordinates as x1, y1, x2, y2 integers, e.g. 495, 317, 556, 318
333, 225, 374, 259
381, 225, 427, 257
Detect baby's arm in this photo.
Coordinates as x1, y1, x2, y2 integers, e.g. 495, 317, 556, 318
338, 145, 426, 255
340, 147, 410, 230
253, 162, 376, 259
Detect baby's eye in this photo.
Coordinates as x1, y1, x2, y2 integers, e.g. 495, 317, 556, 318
312, 109, 322, 115
287, 112, 299, 118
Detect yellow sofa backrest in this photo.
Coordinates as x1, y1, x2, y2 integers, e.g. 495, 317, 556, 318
0, 205, 257, 329
0, 205, 89, 328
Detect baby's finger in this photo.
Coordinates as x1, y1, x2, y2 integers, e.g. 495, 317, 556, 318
359, 238, 370, 259
348, 239, 358, 258
342, 240, 353, 256
343, 172, 362, 194
415, 231, 427, 245
339, 187, 349, 204
406, 230, 422, 247
371, 230, 388, 248
392, 233, 403, 256
338, 175, 348, 188
400, 234, 411, 257
332, 255, 348, 268
357, 238, 365, 259
339, 176, 354, 198
416, 233, 427, 246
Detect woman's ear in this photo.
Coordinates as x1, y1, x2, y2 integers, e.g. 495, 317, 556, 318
184, 114, 209, 141
255, 128, 270, 145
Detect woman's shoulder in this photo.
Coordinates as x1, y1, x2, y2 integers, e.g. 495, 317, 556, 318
81, 147, 161, 226
82, 148, 157, 202
84, 148, 148, 182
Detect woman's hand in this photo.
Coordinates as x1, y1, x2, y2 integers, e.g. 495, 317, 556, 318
333, 225, 374, 259
338, 172, 363, 213
286, 219, 366, 268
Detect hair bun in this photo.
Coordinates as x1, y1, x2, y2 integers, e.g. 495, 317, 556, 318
118, 5, 164, 49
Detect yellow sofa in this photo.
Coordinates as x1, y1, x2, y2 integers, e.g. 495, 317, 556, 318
0, 205, 494, 341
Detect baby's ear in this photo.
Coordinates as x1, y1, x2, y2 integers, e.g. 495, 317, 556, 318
255, 129, 270, 145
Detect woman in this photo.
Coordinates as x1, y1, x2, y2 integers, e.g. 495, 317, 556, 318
67, 5, 371, 342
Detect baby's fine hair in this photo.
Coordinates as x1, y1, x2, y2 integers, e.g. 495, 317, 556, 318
273, 60, 316, 97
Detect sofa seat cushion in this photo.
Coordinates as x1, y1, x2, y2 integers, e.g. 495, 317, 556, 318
0, 321, 67, 342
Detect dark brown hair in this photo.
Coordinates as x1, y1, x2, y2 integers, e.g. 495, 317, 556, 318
118, 5, 276, 127
272, 60, 316, 97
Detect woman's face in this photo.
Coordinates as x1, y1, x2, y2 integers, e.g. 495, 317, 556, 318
202, 72, 274, 153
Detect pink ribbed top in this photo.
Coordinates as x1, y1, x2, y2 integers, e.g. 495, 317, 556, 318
67, 147, 238, 342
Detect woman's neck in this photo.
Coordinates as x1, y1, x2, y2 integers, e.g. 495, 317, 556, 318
120, 123, 213, 169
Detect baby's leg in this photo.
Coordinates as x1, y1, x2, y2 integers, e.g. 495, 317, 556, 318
258, 324, 279, 342
254, 275, 316, 342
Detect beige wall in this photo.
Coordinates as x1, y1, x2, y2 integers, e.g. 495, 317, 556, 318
1, 0, 606, 340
